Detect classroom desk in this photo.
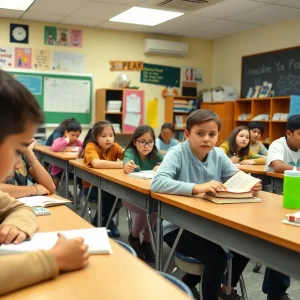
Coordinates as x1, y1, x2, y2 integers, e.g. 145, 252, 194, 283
266, 172, 284, 179
2, 204, 190, 300
266, 172, 284, 194
34, 144, 78, 198
70, 160, 155, 247
154, 191, 300, 281
238, 164, 266, 175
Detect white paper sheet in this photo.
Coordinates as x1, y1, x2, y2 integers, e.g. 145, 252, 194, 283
124, 112, 141, 127
126, 94, 141, 113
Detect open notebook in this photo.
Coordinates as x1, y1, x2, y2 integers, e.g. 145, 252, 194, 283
17, 196, 71, 207
0, 228, 112, 255
128, 170, 156, 180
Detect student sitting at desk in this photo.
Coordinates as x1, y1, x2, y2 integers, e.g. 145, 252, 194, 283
82, 121, 124, 237
123, 125, 164, 263
156, 123, 179, 154
0, 139, 55, 198
0, 69, 89, 295
219, 125, 266, 165
248, 121, 268, 156
151, 109, 262, 300
51, 121, 83, 189
262, 115, 300, 300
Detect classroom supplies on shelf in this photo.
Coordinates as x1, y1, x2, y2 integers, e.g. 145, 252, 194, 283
17, 195, 71, 207
33, 207, 51, 216
0, 228, 112, 255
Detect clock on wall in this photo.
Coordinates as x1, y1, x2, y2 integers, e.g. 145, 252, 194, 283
10, 24, 29, 44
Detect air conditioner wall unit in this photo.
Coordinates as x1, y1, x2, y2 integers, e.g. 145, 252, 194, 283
144, 39, 188, 57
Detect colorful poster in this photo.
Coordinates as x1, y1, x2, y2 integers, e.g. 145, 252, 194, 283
14, 75, 42, 95
183, 67, 203, 83
70, 29, 82, 47
32, 49, 51, 70
0, 46, 13, 67
52, 51, 85, 73
147, 98, 158, 128
15, 48, 32, 69
110, 61, 143, 71
57, 28, 70, 46
44, 26, 57, 45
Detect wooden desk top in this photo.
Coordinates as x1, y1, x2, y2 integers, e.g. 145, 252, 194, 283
70, 159, 151, 194
266, 172, 284, 179
34, 144, 78, 160
238, 164, 266, 175
152, 191, 300, 253
3, 203, 190, 300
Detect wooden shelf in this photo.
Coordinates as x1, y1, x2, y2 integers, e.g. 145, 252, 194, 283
175, 127, 185, 130
173, 111, 190, 114
105, 112, 122, 114
271, 120, 287, 123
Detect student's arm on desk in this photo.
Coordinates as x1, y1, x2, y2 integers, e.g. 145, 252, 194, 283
90, 159, 122, 169
0, 183, 49, 199
271, 160, 300, 173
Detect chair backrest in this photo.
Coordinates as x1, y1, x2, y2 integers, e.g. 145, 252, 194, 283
158, 272, 193, 298
115, 240, 137, 257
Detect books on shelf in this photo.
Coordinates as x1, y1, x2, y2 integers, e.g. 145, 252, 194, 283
0, 228, 112, 255
17, 196, 71, 207
106, 100, 122, 112
175, 115, 185, 128
202, 171, 262, 204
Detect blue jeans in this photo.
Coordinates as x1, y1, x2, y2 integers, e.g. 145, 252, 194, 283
262, 268, 290, 296
83, 187, 121, 226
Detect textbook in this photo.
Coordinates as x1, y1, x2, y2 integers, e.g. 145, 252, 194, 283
203, 171, 262, 204
17, 196, 71, 207
33, 207, 51, 216
0, 228, 112, 255
128, 170, 156, 180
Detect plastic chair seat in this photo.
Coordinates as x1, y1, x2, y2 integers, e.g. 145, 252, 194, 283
175, 251, 202, 264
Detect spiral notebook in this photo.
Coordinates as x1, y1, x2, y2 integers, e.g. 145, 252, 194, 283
33, 207, 51, 216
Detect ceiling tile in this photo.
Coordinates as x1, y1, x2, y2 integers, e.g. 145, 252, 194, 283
97, 21, 153, 33
89, 0, 143, 4
153, 15, 213, 34
182, 29, 225, 40
66, 2, 130, 19
22, 11, 65, 23
228, 4, 300, 24
251, 0, 280, 3
0, 9, 24, 18
275, 0, 300, 8
192, 0, 267, 18
28, 0, 84, 14
60, 17, 101, 27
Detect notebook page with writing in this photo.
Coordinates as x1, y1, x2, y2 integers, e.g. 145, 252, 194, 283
224, 171, 261, 192
0, 228, 112, 255
17, 196, 71, 207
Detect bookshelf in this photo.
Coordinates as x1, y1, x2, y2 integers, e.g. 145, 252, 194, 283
164, 95, 198, 141
95, 88, 144, 135
234, 96, 290, 144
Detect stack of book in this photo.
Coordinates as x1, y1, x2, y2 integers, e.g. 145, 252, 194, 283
106, 100, 122, 112
282, 212, 300, 227
174, 99, 189, 113
202, 171, 262, 204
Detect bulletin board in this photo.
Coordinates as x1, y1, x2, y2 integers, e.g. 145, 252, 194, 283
122, 89, 145, 133
8, 69, 93, 124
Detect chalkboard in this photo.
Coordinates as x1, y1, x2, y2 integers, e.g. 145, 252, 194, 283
8, 69, 93, 124
241, 46, 300, 98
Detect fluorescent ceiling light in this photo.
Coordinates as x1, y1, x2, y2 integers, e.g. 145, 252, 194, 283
0, 0, 35, 11
109, 7, 183, 26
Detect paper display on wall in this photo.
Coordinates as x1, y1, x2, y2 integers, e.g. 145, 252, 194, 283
43, 77, 90, 113
0, 46, 13, 67
52, 51, 85, 73
124, 112, 141, 127
126, 94, 141, 113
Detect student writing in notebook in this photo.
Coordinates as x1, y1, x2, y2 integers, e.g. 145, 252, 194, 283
151, 109, 261, 300
261, 115, 300, 300
156, 123, 179, 154
81, 121, 124, 237
219, 125, 266, 165
0, 70, 89, 295
123, 125, 164, 262
0, 140, 56, 198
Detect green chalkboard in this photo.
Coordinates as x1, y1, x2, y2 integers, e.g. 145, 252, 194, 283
9, 70, 93, 124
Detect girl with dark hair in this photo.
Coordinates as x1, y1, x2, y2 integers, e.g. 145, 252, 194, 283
156, 123, 179, 154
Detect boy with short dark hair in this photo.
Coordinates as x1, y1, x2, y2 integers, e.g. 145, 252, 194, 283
151, 109, 261, 300
0, 70, 89, 295
248, 121, 268, 156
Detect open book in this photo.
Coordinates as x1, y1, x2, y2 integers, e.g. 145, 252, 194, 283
17, 196, 71, 207
0, 228, 112, 255
128, 170, 156, 180
203, 171, 262, 204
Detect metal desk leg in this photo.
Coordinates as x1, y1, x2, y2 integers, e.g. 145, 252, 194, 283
146, 195, 156, 255
73, 171, 77, 213
97, 177, 102, 227
155, 201, 163, 271
65, 162, 69, 199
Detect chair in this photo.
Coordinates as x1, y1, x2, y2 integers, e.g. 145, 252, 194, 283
158, 272, 194, 298
115, 240, 137, 257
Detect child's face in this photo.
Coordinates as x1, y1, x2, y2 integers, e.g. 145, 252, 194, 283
96, 126, 114, 151
133, 132, 154, 158
236, 130, 250, 149
185, 120, 219, 161
0, 122, 35, 182
287, 129, 300, 150
161, 128, 173, 143
67, 130, 81, 143
250, 128, 262, 142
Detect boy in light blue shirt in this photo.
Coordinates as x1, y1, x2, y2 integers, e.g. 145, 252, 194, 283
151, 109, 261, 300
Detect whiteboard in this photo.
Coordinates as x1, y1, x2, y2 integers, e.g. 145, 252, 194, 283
52, 51, 85, 73
44, 77, 90, 113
